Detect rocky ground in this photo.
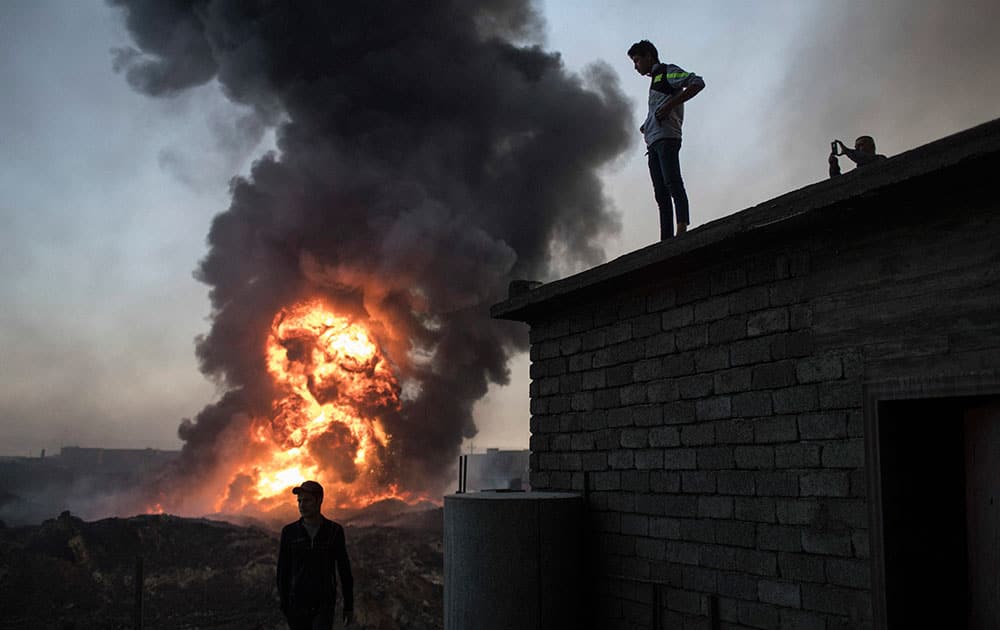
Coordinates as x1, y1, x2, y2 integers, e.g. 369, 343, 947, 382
0, 504, 443, 629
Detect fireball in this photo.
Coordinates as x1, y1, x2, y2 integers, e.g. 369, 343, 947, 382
219, 299, 404, 513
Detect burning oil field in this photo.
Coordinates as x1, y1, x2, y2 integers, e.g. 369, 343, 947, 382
201, 299, 408, 515
2, 1, 631, 626
101, 0, 631, 521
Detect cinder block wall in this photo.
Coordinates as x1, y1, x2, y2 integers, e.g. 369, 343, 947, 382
523, 187, 999, 629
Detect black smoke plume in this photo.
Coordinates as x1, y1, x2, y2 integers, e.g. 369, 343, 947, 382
110, 0, 632, 508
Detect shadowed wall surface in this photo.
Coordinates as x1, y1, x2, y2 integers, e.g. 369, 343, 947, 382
494, 119, 1000, 629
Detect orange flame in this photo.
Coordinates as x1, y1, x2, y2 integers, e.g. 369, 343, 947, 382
218, 299, 405, 514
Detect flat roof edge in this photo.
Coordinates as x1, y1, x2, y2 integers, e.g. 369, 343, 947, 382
493, 117, 1000, 322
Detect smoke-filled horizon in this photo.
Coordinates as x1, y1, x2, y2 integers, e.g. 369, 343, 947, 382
3, 1, 1000, 512
108, 0, 633, 508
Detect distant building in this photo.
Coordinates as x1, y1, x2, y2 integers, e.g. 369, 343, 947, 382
0, 446, 180, 525
57, 446, 179, 478
492, 119, 1000, 629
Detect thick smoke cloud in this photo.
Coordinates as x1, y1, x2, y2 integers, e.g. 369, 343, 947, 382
109, 0, 632, 504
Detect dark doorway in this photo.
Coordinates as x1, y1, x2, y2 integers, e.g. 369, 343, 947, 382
877, 396, 1000, 629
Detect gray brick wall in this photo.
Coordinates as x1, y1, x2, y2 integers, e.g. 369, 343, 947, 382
519, 193, 1000, 628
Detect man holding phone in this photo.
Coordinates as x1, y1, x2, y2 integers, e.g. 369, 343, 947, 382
829, 135, 887, 177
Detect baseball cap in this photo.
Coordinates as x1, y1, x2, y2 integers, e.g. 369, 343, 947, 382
292, 480, 324, 497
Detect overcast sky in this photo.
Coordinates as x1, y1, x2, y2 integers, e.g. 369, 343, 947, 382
2, 0, 998, 456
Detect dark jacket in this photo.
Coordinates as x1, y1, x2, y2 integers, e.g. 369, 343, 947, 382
277, 517, 354, 615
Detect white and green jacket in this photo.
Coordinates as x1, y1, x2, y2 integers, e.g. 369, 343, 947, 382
642, 62, 705, 146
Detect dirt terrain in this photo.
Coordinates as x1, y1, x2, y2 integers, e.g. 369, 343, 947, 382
0, 504, 443, 629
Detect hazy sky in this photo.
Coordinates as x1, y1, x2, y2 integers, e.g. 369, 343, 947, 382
2, 0, 998, 456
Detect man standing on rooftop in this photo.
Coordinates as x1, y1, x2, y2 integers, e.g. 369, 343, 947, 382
628, 39, 705, 241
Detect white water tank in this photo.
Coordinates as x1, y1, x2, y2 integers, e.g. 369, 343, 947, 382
444, 492, 583, 630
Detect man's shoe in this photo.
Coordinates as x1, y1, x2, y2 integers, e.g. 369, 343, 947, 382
677, 223, 688, 234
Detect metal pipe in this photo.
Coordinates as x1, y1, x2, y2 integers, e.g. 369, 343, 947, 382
462, 455, 468, 492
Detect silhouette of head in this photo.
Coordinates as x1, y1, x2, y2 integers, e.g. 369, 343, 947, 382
292, 480, 324, 519
855, 135, 877, 155
628, 40, 659, 76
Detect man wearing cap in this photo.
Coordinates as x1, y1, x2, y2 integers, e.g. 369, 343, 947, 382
277, 480, 354, 628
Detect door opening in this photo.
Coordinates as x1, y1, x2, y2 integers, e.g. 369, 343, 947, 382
876, 396, 999, 629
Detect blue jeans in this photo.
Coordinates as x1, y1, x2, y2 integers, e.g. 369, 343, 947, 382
647, 138, 690, 240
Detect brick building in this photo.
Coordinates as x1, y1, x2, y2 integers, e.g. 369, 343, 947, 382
492, 119, 1000, 629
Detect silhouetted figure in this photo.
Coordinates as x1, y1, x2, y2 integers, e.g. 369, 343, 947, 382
628, 39, 706, 241
829, 135, 887, 177
277, 481, 354, 629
